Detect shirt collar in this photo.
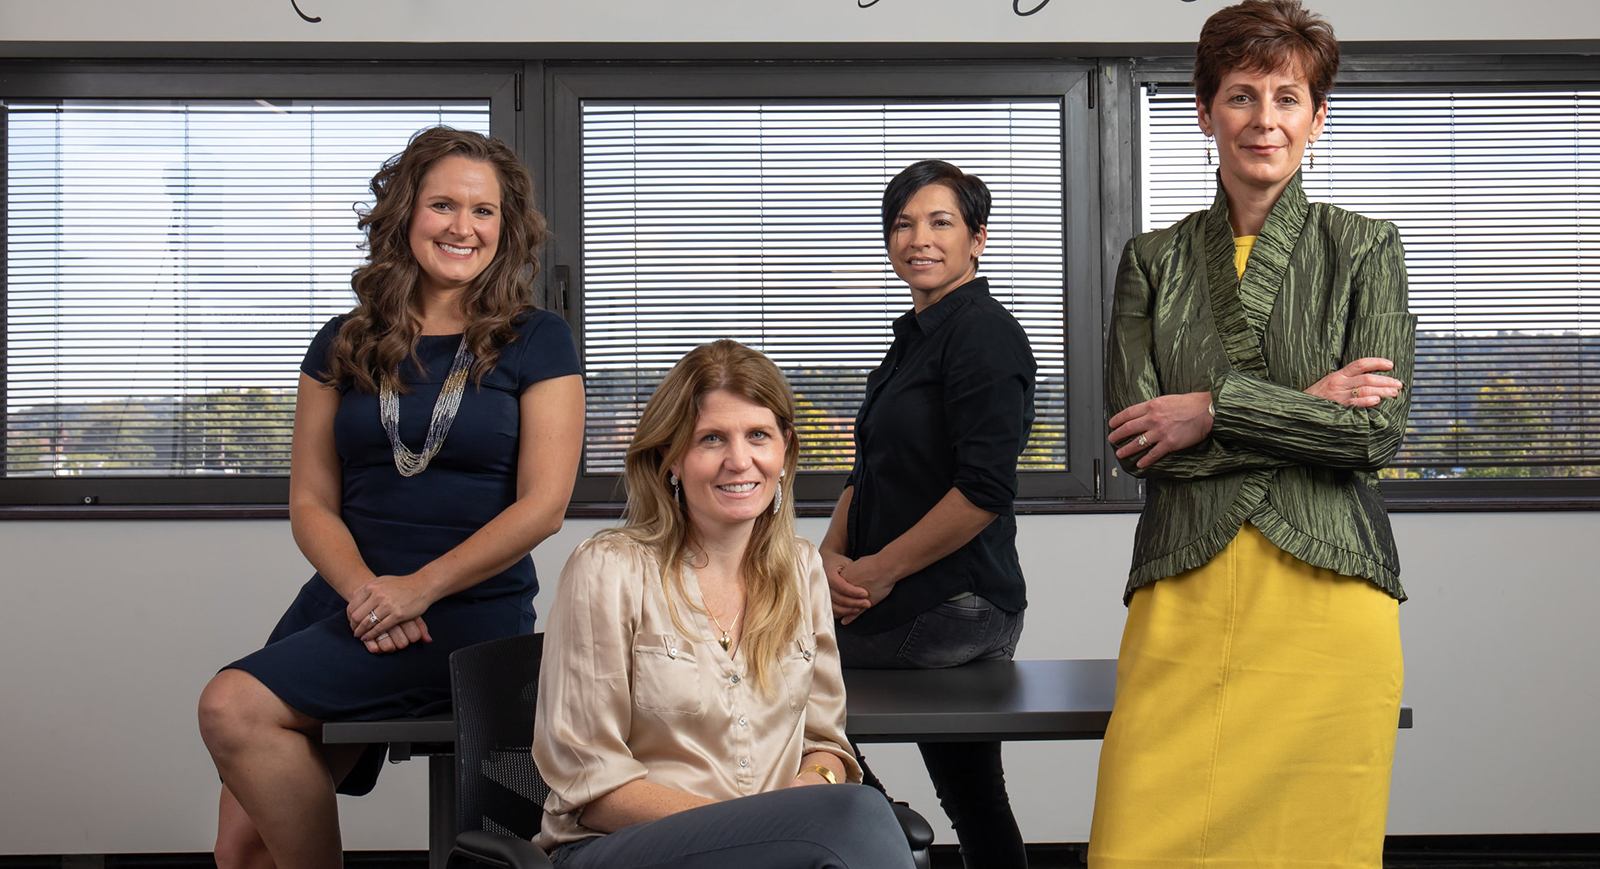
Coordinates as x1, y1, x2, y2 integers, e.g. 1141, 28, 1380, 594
894, 276, 990, 338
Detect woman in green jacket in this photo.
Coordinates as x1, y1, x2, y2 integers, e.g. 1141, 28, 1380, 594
1089, 2, 1414, 867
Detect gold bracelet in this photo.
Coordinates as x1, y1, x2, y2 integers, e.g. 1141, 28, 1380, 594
799, 763, 837, 784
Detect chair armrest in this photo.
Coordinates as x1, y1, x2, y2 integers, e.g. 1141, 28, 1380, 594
449, 830, 554, 869
892, 800, 935, 850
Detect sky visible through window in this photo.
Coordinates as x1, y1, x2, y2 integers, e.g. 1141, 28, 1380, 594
5, 100, 489, 477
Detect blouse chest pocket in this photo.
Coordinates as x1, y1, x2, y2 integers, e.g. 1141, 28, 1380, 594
778, 637, 817, 714
632, 634, 704, 716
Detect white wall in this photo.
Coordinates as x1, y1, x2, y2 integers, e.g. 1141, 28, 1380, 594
2, 512, 1597, 854
1, 0, 1598, 46
2, 0, 1598, 854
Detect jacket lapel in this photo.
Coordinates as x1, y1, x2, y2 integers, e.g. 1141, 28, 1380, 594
1198, 188, 1269, 378
1194, 172, 1310, 379
1241, 172, 1309, 341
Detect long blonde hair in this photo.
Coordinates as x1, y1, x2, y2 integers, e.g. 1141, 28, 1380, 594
608, 340, 803, 693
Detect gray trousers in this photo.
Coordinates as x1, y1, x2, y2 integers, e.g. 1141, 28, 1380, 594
550, 784, 915, 869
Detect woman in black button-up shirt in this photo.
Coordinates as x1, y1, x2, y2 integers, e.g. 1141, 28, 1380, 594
819, 160, 1037, 869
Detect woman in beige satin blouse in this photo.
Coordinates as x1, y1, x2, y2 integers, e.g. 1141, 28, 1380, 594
531, 340, 914, 869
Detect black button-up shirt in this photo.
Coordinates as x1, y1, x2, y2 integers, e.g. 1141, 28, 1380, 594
841, 277, 1036, 635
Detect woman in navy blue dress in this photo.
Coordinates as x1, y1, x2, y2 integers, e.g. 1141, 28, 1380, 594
197, 127, 584, 869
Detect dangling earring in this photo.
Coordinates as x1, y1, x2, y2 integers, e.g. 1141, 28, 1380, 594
772, 468, 784, 515
669, 472, 681, 507
1205, 136, 1213, 166
1307, 150, 1315, 170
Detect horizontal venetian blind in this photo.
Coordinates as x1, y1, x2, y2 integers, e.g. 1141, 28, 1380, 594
580, 100, 1067, 475
1143, 88, 1600, 479
5, 100, 490, 479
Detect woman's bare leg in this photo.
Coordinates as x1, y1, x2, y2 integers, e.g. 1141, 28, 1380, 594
215, 786, 274, 869
199, 668, 356, 869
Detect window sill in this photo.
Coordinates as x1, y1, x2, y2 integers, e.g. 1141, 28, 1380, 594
5, 492, 1599, 521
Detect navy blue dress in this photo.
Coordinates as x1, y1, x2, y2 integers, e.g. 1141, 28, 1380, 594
228, 309, 580, 795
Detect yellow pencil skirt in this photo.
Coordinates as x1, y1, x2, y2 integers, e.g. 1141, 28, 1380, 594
1088, 524, 1403, 869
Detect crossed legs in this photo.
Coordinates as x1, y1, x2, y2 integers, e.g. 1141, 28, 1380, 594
198, 668, 363, 869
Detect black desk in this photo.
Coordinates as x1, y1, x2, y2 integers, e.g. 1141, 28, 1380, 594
324, 659, 1412, 867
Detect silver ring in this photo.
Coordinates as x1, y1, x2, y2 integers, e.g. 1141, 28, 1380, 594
367, 611, 381, 625
1137, 434, 1149, 447
376, 632, 391, 642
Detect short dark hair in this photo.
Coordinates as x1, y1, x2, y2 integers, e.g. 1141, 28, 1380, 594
880, 160, 991, 248
1194, 0, 1341, 112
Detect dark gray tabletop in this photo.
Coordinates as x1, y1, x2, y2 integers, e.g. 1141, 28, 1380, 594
845, 658, 1119, 742
325, 657, 1410, 747
325, 659, 1121, 747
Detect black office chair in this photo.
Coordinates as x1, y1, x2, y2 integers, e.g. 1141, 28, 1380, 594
445, 631, 934, 869
446, 631, 552, 868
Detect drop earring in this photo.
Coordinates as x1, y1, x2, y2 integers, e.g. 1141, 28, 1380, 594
772, 468, 784, 515
1205, 136, 1213, 165
1308, 149, 1315, 170
670, 472, 681, 506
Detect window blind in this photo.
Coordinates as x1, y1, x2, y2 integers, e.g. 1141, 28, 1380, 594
579, 100, 1067, 476
1143, 88, 1600, 479
5, 100, 490, 479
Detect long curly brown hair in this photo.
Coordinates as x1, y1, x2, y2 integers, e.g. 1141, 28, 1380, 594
325, 126, 549, 392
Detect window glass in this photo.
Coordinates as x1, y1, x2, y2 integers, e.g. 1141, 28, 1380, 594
1144, 87, 1600, 480
579, 100, 1068, 476
5, 101, 491, 481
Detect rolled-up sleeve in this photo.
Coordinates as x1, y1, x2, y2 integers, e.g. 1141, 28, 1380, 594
796, 544, 863, 783
533, 538, 650, 817
944, 313, 1035, 513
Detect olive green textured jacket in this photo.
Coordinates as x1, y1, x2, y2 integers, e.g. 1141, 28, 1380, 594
1107, 173, 1415, 602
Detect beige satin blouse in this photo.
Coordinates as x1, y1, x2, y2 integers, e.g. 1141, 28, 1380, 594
531, 533, 862, 850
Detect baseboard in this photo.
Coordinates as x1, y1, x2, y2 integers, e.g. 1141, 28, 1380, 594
0, 853, 426, 869
5, 835, 1598, 869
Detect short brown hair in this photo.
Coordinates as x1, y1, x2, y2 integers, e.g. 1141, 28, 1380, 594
1194, 0, 1340, 111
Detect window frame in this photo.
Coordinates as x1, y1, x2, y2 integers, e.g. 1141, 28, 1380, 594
0, 61, 524, 509
6, 53, 1597, 516
1124, 54, 1600, 507
545, 62, 1105, 507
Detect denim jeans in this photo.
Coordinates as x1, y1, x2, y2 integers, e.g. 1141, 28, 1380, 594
837, 595, 1028, 869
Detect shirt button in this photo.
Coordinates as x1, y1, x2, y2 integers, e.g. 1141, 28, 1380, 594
738, 716, 747, 726
667, 646, 678, 658
730, 674, 741, 685
802, 649, 813, 661
738, 757, 749, 768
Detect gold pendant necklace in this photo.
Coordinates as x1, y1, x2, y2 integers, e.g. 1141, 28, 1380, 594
708, 608, 740, 652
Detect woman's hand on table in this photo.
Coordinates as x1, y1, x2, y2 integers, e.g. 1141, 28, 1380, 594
1109, 391, 1215, 468
1304, 357, 1404, 407
824, 549, 871, 622
347, 573, 441, 645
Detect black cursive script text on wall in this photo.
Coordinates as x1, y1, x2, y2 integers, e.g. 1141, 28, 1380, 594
859, 0, 1198, 12
290, 0, 322, 23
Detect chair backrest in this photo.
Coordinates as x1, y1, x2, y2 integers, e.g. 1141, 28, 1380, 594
450, 632, 550, 842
